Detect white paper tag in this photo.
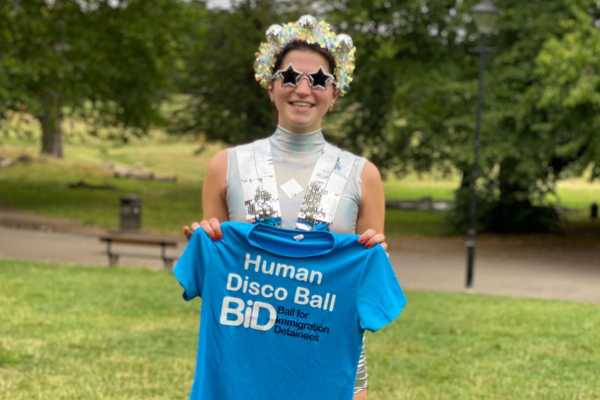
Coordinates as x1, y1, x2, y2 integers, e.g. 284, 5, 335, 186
280, 178, 304, 199
293, 234, 305, 241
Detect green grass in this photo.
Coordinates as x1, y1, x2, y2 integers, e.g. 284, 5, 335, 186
383, 172, 600, 210
370, 293, 600, 399
1, 260, 599, 399
385, 210, 449, 237
383, 172, 458, 202
0, 140, 217, 234
552, 181, 600, 210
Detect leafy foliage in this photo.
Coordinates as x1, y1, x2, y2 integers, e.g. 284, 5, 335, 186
327, 0, 600, 232
0, 0, 202, 155
535, 0, 600, 180
175, 0, 285, 144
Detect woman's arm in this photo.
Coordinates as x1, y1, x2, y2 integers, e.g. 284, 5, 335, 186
356, 161, 387, 252
183, 149, 229, 240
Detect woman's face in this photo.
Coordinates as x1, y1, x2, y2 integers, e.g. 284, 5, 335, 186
269, 49, 339, 134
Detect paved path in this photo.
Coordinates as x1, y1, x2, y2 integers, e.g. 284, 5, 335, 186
388, 237, 600, 303
0, 227, 182, 269
2, 222, 599, 304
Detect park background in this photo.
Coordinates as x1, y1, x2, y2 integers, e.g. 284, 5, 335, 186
1, 0, 599, 399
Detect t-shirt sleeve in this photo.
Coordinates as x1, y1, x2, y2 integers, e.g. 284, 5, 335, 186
173, 229, 213, 301
357, 246, 407, 332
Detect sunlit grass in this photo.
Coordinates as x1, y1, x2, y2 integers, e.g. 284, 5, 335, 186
0, 136, 219, 184
383, 172, 600, 211
0, 260, 195, 400
385, 210, 449, 237
555, 180, 600, 210
0, 150, 203, 233
1, 260, 599, 400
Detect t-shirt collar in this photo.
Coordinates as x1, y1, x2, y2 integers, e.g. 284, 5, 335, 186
246, 223, 336, 258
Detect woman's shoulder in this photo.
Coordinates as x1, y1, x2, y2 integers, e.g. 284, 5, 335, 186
206, 149, 228, 177
359, 160, 382, 183
209, 148, 228, 163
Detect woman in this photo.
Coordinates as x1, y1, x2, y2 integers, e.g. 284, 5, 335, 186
184, 16, 387, 400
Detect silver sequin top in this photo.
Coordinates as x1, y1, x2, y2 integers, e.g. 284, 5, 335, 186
226, 126, 367, 232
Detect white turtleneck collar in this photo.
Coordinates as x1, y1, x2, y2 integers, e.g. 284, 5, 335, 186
269, 125, 326, 154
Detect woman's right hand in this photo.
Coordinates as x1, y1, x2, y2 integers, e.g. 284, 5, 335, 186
183, 218, 223, 241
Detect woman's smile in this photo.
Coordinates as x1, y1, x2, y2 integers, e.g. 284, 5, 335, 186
270, 49, 339, 134
290, 101, 315, 112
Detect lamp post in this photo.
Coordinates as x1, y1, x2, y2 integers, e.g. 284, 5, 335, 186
466, 0, 499, 288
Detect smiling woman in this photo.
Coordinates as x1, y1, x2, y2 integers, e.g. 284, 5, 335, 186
182, 15, 392, 400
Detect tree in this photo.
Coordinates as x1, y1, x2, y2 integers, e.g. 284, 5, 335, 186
175, 0, 289, 145
326, 0, 475, 173
0, 0, 202, 158
458, 0, 600, 232
535, 0, 600, 180
327, 0, 600, 233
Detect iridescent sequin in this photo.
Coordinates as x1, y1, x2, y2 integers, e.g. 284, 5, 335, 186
254, 15, 356, 96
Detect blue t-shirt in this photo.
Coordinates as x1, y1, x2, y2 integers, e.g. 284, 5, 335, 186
174, 222, 406, 400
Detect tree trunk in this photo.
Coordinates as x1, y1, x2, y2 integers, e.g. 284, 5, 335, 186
497, 156, 523, 202
40, 90, 63, 158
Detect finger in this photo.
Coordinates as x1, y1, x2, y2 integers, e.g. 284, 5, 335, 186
381, 241, 388, 251
365, 233, 386, 248
370, 233, 386, 245
208, 218, 223, 240
199, 220, 216, 239
183, 226, 193, 241
184, 222, 201, 240
357, 229, 376, 244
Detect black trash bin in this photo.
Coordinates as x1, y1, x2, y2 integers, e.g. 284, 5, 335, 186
120, 195, 142, 231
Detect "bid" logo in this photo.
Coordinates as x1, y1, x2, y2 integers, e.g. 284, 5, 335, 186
219, 296, 277, 331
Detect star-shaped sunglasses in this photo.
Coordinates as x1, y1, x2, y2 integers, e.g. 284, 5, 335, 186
274, 63, 336, 90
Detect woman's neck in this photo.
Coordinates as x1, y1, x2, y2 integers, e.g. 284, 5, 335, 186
269, 125, 325, 153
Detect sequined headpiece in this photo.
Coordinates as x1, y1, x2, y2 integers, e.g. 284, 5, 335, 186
254, 15, 356, 96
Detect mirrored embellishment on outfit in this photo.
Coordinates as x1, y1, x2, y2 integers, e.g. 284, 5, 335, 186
296, 144, 355, 232
237, 139, 282, 227
295, 144, 341, 231
280, 178, 304, 199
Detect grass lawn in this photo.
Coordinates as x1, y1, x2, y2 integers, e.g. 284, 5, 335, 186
0, 139, 215, 234
1, 137, 600, 237
1, 260, 599, 400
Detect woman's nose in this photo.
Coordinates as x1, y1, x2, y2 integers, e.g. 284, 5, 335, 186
295, 76, 312, 95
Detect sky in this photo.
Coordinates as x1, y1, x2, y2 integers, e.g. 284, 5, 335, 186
205, 0, 233, 9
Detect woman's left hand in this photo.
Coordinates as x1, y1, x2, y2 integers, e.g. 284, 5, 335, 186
358, 229, 387, 253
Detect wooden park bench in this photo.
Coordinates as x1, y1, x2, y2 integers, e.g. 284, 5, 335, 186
99, 232, 179, 268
